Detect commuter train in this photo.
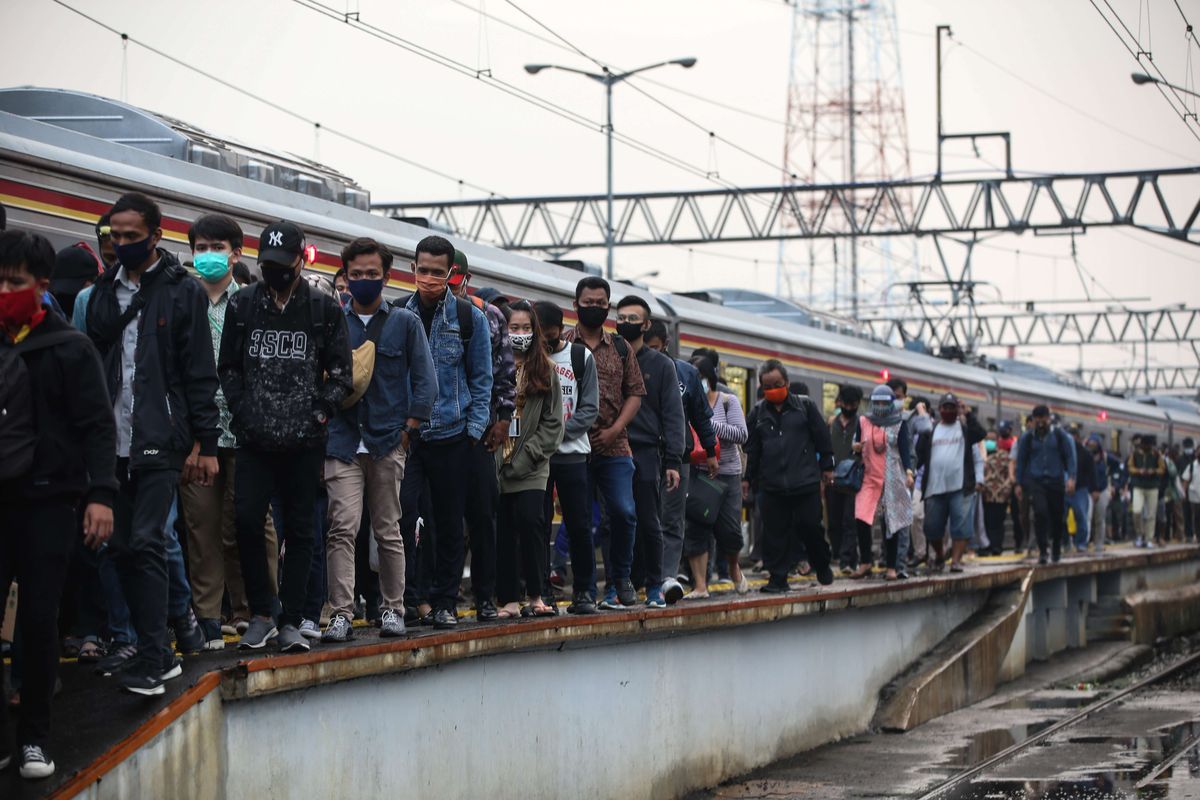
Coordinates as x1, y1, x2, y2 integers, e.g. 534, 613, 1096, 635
2, 87, 1197, 455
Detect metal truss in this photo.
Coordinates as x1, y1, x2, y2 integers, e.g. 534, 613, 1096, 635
374, 167, 1200, 250
861, 306, 1200, 350
1076, 365, 1200, 393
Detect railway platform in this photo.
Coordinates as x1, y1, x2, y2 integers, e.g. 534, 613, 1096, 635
5, 542, 1199, 800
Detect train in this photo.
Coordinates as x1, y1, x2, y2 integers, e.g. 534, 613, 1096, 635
2, 87, 1198, 455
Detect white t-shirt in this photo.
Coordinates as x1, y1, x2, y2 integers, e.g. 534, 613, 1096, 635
927, 422, 965, 496
550, 344, 591, 456
355, 312, 374, 455
1183, 459, 1200, 504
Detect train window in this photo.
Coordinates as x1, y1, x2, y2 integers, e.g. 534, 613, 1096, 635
1111, 429, 1120, 455
822, 382, 839, 418
720, 365, 749, 410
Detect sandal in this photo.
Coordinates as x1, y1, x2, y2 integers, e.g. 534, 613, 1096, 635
849, 565, 872, 580
78, 640, 106, 663
885, 569, 898, 581
497, 604, 522, 620
520, 603, 558, 618
682, 590, 710, 601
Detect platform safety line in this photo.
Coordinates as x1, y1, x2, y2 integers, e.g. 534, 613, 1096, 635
46, 671, 223, 800
915, 649, 1200, 800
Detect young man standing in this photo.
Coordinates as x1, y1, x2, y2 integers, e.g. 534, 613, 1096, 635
178, 214, 278, 648
1127, 435, 1166, 548
85, 192, 221, 695
322, 238, 435, 642
744, 360, 835, 591
916, 393, 987, 572
447, 249, 515, 621
398, 235, 492, 629
0, 231, 116, 779
564, 277, 646, 609
1015, 404, 1077, 563
644, 320, 717, 602
617, 295, 685, 609
535, 300, 600, 614
219, 220, 352, 652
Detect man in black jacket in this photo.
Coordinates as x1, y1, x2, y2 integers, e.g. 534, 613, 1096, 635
914, 393, 987, 572
0, 230, 117, 779
744, 359, 835, 591
86, 192, 221, 696
219, 220, 352, 653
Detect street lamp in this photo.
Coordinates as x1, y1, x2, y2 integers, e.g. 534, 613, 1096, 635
525, 57, 697, 281
1131, 72, 1200, 100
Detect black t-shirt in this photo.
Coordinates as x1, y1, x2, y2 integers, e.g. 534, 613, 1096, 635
418, 295, 437, 337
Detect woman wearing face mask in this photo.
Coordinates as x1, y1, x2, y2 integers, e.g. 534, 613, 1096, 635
851, 385, 914, 580
681, 356, 749, 599
494, 301, 564, 618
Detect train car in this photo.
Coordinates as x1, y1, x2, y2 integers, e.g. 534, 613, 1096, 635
2, 89, 1197, 455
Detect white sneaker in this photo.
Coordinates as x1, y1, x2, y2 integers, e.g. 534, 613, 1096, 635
20, 745, 54, 779
298, 619, 322, 640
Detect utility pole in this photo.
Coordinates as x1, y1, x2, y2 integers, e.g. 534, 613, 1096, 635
847, 7, 859, 318
936, 24, 949, 180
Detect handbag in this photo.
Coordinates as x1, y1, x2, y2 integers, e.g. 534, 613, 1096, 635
686, 471, 726, 524
689, 426, 720, 466
341, 312, 388, 409
833, 457, 864, 493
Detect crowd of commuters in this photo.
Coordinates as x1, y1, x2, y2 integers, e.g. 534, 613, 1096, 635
0, 193, 1197, 780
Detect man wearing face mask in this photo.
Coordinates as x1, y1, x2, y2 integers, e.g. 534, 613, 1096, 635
321, 238, 435, 642
84, 193, 221, 696
914, 393, 987, 572
1015, 405, 1077, 564
617, 295, 685, 609
447, 249, 516, 622
218, 220, 352, 653
48, 243, 101, 323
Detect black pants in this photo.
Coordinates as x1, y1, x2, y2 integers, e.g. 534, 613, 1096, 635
1027, 482, 1066, 559
1184, 499, 1195, 542
399, 436, 470, 611
545, 458, 595, 596
849, 518, 875, 568
760, 489, 831, 583
0, 502, 74, 749
464, 438, 498, 605
984, 501, 1008, 551
497, 489, 548, 604
630, 446, 665, 591
827, 489, 857, 567
113, 461, 178, 673
234, 446, 322, 628
1008, 493, 1025, 550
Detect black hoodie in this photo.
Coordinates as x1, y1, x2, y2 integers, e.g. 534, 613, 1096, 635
86, 249, 221, 470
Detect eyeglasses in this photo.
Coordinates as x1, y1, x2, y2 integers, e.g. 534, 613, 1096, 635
615, 313, 644, 323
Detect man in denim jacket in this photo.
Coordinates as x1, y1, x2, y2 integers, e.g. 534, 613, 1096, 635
323, 238, 436, 642
398, 235, 492, 629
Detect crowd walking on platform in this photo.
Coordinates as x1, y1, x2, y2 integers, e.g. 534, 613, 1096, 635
0, 192, 1196, 780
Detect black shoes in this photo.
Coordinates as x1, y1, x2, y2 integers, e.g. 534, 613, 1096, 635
432, 608, 458, 630
815, 566, 834, 586
567, 593, 597, 615
760, 578, 790, 594
475, 600, 499, 622
615, 579, 638, 607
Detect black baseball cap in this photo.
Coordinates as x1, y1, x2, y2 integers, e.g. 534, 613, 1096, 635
258, 220, 305, 265
50, 244, 101, 294
938, 392, 959, 408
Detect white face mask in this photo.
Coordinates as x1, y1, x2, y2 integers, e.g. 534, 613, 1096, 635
701, 379, 710, 392
510, 332, 533, 352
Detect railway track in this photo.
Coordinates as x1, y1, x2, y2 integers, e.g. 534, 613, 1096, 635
915, 649, 1200, 799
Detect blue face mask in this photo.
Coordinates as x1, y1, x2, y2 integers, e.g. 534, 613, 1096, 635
348, 277, 384, 306
114, 236, 156, 269
193, 251, 230, 281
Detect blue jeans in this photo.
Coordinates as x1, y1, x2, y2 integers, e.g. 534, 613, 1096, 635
591, 455, 637, 586
164, 495, 193, 621
1067, 488, 1091, 549
924, 491, 971, 542
98, 544, 136, 645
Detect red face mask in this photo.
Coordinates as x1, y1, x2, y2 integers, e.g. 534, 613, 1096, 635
0, 285, 46, 336
764, 387, 789, 404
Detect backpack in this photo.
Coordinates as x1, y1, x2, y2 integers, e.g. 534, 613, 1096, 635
570, 341, 587, 383
0, 330, 86, 482
233, 282, 329, 352
391, 292, 474, 343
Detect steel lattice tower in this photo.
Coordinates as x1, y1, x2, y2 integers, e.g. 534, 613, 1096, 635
779, 0, 914, 317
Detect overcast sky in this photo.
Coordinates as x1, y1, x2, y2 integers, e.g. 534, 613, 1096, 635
3, 0, 1198, 381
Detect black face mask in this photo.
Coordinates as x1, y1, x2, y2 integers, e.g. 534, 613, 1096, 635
545, 336, 560, 353
577, 305, 608, 329
616, 322, 644, 342
261, 264, 296, 292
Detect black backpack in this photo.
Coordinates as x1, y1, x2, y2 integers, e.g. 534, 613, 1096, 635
0, 330, 86, 482
569, 341, 587, 382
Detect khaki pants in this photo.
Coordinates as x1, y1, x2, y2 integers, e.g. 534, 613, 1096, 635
179, 448, 278, 621
1131, 487, 1158, 542
325, 446, 407, 619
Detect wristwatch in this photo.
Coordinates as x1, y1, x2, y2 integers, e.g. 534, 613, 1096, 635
314, 409, 329, 426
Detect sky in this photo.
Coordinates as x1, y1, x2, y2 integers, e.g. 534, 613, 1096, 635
2, 0, 1198, 384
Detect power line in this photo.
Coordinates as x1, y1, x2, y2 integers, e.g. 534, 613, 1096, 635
1174, 0, 1200, 56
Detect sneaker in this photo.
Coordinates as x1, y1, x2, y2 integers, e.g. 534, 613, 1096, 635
616, 578, 638, 607
549, 569, 567, 590
238, 617, 278, 650
379, 609, 406, 638
276, 625, 310, 653
0, 752, 10, 771
118, 665, 166, 697
598, 586, 623, 611
161, 655, 183, 683
735, 574, 750, 595
676, 573, 693, 587
171, 609, 204, 655
298, 619, 322, 641
815, 566, 834, 586
432, 608, 458, 630
760, 578, 789, 594
198, 618, 225, 651
96, 643, 138, 676
19, 745, 53, 780
220, 619, 237, 637
233, 617, 250, 635
567, 593, 597, 615
662, 578, 685, 605
322, 614, 353, 643
645, 587, 666, 609
1038, 553, 1049, 565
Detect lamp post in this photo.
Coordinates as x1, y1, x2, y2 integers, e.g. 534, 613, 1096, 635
1131, 72, 1200, 100
525, 58, 697, 281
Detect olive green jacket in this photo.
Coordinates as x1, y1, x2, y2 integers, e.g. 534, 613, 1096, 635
496, 368, 564, 493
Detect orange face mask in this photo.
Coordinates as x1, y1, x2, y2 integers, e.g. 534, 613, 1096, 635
764, 387, 788, 404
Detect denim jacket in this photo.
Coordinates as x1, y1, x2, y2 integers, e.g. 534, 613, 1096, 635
327, 303, 438, 463
405, 288, 493, 442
